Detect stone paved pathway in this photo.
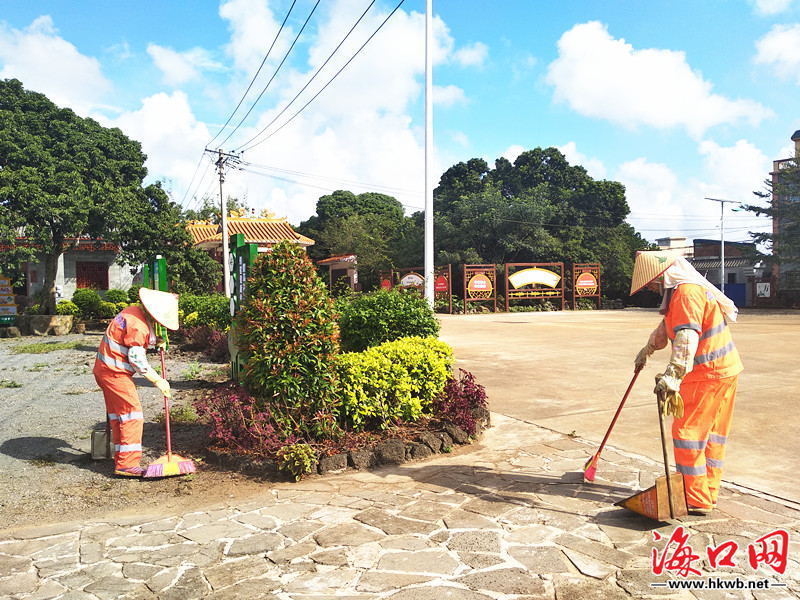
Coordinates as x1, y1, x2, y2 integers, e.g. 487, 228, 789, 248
1, 414, 798, 599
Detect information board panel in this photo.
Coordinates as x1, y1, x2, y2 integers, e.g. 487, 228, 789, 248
463, 264, 497, 313
504, 263, 565, 311
572, 263, 602, 309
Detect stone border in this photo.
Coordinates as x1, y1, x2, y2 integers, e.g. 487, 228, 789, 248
204, 408, 491, 480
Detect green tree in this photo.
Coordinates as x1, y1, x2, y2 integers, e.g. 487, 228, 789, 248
182, 195, 251, 224
0, 79, 150, 313
744, 153, 800, 293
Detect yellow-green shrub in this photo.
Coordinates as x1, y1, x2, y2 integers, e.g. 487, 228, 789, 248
334, 336, 453, 431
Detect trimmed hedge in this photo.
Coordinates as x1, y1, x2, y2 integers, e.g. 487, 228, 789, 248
178, 294, 231, 330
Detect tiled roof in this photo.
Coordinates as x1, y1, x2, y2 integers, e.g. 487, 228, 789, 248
690, 258, 752, 269
318, 254, 357, 265
186, 218, 314, 247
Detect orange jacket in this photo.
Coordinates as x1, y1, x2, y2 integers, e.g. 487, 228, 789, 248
94, 305, 155, 376
664, 283, 743, 382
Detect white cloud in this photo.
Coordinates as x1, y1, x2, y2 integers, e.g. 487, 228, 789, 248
450, 131, 469, 147
103, 92, 212, 200
546, 21, 771, 138
433, 84, 467, 107
219, 0, 286, 74
501, 144, 525, 163
751, 0, 795, 15
0, 15, 112, 114
616, 140, 771, 242
147, 44, 222, 86
453, 41, 488, 67
755, 24, 800, 83
557, 141, 607, 179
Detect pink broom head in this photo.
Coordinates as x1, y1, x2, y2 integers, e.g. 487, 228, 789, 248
143, 455, 196, 478
583, 455, 598, 482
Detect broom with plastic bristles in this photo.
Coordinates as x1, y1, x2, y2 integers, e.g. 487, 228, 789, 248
144, 349, 196, 478
583, 366, 641, 482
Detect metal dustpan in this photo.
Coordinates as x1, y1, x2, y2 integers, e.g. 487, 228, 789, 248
616, 392, 688, 521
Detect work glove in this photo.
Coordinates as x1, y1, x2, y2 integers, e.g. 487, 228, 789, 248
635, 320, 668, 370
153, 377, 172, 398
654, 364, 684, 418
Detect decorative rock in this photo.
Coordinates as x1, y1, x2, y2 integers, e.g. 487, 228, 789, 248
5, 326, 21, 338
417, 431, 443, 453
443, 423, 470, 444
447, 530, 502, 553
437, 431, 454, 449
375, 439, 406, 464
408, 442, 434, 461
348, 449, 377, 470
456, 568, 547, 595
318, 453, 348, 474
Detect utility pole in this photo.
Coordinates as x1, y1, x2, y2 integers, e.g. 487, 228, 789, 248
206, 148, 240, 298
704, 197, 740, 296
423, 0, 434, 307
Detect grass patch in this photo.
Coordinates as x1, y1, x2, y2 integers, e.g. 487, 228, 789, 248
12, 340, 82, 354
28, 454, 56, 467
0, 379, 22, 388
155, 403, 200, 425
182, 361, 202, 380
27, 363, 48, 372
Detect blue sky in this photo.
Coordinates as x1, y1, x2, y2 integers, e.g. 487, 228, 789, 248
2, 0, 799, 245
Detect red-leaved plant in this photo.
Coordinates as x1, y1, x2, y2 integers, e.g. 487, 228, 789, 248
194, 383, 296, 455
433, 369, 488, 436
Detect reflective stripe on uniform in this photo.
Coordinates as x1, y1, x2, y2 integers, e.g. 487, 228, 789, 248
708, 433, 727, 444
677, 464, 707, 476
706, 458, 724, 469
96, 351, 135, 373
673, 322, 702, 335
118, 411, 144, 423
673, 439, 707, 450
115, 443, 142, 452
694, 341, 736, 366
699, 322, 727, 341
108, 413, 119, 421
103, 334, 130, 356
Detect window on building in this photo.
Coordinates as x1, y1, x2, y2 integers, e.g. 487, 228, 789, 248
76, 262, 109, 290
727, 273, 736, 285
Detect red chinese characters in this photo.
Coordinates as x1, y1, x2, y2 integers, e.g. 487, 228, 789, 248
748, 529, 789, 575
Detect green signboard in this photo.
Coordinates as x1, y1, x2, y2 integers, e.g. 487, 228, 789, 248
229, 233, 258, 382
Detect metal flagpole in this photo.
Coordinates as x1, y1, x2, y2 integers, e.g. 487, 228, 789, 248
423, 0, 434, 307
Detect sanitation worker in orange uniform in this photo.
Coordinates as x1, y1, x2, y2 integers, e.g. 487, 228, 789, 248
93, 288, 179, 477
631, 251, 742, 515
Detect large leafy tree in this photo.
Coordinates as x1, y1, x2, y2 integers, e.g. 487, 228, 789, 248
744, 153, 800, 293
0, 79, 215, 311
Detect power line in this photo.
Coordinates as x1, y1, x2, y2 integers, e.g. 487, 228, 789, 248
206, 0, 298, 148
239, 0, 407, 153
233, 0, 378, 151
179, 152, 210, 207
219, 0, 322, 149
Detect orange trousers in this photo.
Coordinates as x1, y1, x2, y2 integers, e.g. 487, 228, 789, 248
672, 375, 738, 509
93, 368, 143, 470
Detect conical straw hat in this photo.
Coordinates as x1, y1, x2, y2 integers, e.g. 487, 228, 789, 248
630, 251, 679, 295
139, 288, 180, 330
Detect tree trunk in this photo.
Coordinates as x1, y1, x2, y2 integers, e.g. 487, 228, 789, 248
41, 248, 62, 315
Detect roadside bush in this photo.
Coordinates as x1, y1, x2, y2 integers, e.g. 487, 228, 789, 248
338, 289, 439, 352
104, 289, 128, 304
334, 337, 453, 431
433, 369, 488, 436
71, 288, 101, 318
179, 294, 231, 330
182, 326, 230, 362
115, 302, 129, 313
194, 383, 296, 455
25, 303, 40, 315
128, 285, 142, 304
97, 301, 118, 318
277, 443, 317, 481
236, 241, 340, 438
55, 300, 79, 316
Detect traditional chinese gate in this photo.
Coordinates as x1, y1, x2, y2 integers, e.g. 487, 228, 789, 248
572, 263, 602, 309
463, 264, 497, 313
504, 263, 565, 311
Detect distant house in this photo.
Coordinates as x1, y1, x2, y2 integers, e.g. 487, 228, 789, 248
187, 215, 314, 269
770, 130, 800, 298
13, 238, 135, 302
689, 239, 760, 307
317, 254, 359, 291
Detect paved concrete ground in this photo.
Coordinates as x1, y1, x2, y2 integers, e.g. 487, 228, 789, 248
1, 414, 798, 599
439, 309, 800, 503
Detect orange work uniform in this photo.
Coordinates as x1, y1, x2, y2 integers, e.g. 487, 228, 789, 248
93, 306, 155, 471
664, 283, 743, 509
